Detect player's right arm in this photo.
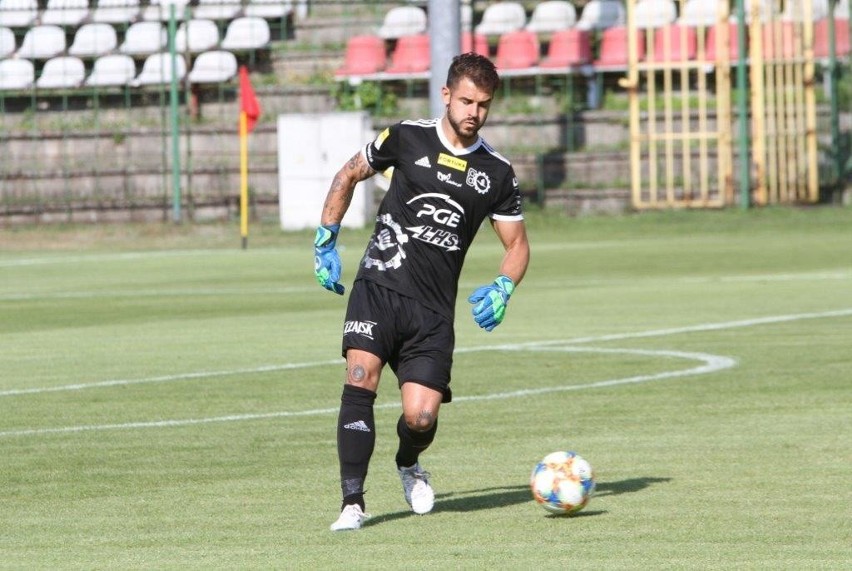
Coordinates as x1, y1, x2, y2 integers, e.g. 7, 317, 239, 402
320, 150, 376, 226
314, 150, 377, 295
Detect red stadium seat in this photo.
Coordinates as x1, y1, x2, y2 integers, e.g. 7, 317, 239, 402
594, 26, 645, 69
335, 34, 386, 77
462, 31, 490, 57
385, 33, 430, 75
705, 22, 742, 63
761, 21, 795, 61
814, 18, 851, 58
651, 23, 697, 62
494, 29, 540, 70
539, 28, 592, 68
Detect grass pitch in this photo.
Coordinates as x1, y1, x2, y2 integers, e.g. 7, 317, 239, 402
1, 207, 851, 569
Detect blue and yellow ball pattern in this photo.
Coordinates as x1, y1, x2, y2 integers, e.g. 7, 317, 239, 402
530, 451, 595, 515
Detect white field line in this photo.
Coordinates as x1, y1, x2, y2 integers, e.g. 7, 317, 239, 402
0, 250, 226, 268
489, 308, 852, 347
1, 307, 850, 438
2, 307, 850, 399
0, 347, 733, 438
2, 269, 850, 302
0, 360, 344, 397
0, 287, 318, 301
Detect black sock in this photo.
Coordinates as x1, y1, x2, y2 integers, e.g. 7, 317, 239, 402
395, 414, 438, 469
337, 384, 377, 507
341, 493, 365, 512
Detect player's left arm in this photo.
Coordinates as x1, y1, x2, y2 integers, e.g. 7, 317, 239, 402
468, 219, 530, 331
492, 218, 530, 287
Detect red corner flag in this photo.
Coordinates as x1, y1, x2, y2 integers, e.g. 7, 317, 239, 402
239, 65, 261, 134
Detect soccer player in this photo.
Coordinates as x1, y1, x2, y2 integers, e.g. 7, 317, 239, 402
314, 52, 530, 531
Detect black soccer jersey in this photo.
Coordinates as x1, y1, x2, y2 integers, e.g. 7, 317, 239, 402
357, 119, 524, 321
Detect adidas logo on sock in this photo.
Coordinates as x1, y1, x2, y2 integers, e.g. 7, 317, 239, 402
415, 156, 431, 168
343, 420, 371, 432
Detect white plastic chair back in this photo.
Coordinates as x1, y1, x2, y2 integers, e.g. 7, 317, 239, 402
85, 54, 137, 86
69, 23, 119, 57
526, 1, 577, 33
36, 56, 86, 88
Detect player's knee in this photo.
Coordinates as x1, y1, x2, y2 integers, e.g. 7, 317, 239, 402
345, 363, 378, 390
404, 409, 436, 432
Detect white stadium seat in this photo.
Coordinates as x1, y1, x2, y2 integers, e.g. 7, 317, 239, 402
16, 25, 66, 60
525, 0, 577, 33
475, 2, 527, 36
0, 25, 15, 58
120, 21, 166, 56
0, 0, 37, 27
193, 0, 242, 21
131, 52, 187, 86
40, 0, 90, 27
678, 0, 718, 27
85, 53, 137, 86
0, 57, 34, 89
142, 0, 191, 21
243, 0, 293, 20
576, 0, 626, 31
781, 0, 830, 21
634, 0, 677, 29
36, 56, 86, 89
69, 23, 119, 58
220, 17, 270, 50
744, 0, 779, 22
91, 0, 141, 24
377, 6, 427, 39
461, 3, 473, 31
175, 19, 220, 53
187, 49, 237, 83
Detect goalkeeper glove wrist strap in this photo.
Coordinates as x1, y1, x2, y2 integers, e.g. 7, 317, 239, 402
314, 224, 340, 249
493, 275, 515, 298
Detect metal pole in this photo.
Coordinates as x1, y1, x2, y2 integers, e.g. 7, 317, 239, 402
428, 0, 461, 119
735, 0, 750, 209
168, 3, 182, 223
827, 1, 842, 192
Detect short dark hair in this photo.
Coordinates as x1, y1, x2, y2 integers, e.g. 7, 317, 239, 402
446, 52, 500, 94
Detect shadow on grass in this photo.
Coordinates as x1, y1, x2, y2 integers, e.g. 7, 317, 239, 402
594, 476, 672, 497
366, 476, 670, 527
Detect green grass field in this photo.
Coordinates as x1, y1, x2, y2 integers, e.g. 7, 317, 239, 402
1, 207, 851, 569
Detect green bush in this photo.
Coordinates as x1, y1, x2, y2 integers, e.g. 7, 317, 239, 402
333, 81, 398, 117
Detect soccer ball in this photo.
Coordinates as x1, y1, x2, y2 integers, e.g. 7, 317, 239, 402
530, 451, 595, 515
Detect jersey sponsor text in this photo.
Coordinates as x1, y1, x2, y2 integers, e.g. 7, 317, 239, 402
344, 320, 378, 339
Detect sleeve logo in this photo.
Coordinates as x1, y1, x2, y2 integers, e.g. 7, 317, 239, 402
374, 128, 390, 150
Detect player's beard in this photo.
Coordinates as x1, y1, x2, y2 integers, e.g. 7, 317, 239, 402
447, 107, 481, 143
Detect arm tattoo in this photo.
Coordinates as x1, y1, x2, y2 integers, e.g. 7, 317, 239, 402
324, 151, 375, 221
346, 151, 375, 180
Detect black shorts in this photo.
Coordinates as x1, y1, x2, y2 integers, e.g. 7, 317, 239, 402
342, 279, 454, 403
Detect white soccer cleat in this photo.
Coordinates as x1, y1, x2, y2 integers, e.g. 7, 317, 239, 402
398, 463, 435, 515
329, 504, 370, 531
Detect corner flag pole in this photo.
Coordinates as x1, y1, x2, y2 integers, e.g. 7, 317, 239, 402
237, 65, 260, 250
239, 110, 249, 250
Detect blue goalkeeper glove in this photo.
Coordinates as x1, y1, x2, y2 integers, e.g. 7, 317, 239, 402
314, 224, 345, 295
468, 275, 515, 332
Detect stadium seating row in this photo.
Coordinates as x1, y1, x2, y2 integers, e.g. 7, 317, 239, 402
336, 17, 850, 80
0, 49, 236, 88
0, 0, 292, 27
0, 16, 269, 60
375, 0, 850, 40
